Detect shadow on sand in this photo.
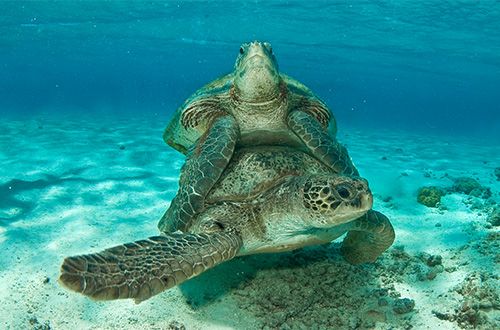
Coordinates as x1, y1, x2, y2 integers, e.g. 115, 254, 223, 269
177, 243, 390, 328
179, 243, 364, 307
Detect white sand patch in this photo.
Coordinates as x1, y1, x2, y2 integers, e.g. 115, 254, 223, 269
0, 226, 6, 244
158, 175, 180, 182
0, 207, 23, 218
94, 181, 117, 191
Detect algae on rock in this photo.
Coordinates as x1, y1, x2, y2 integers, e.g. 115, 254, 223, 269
417, 186, 445, 207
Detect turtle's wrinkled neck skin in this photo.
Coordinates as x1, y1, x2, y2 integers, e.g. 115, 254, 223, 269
230, 41, 294, 145
232, 41, 282, 104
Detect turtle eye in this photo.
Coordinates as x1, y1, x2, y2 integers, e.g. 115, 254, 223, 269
336, 185, 353, 199
239, 47, 244, 54
264, 42, 272, 53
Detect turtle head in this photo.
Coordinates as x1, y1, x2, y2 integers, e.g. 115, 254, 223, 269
299, 175, 373, 228
232, 41, 282, 103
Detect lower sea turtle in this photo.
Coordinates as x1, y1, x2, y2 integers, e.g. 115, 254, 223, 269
161, 41, 358, 233
59, 146, 395, 303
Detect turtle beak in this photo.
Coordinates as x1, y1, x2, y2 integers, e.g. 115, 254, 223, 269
240, 41, 278, 74
245, 42, 268, 61
233, 41, 281, 103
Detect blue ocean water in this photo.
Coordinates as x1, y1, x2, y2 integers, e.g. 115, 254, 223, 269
2, 1, 499, 138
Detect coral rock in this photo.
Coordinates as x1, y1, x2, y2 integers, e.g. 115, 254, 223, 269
393, 298, 415, 314
417, 186, 445, 207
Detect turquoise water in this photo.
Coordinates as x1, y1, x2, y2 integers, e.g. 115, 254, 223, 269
1, 2, 499, 329
2, 1, 499, 136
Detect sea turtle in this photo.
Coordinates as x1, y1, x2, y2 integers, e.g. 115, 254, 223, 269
161, 41, 358, 233
59, 146, 395, 303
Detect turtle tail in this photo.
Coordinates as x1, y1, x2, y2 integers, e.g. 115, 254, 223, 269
59, 232, 242, 303
341, 210, 395, 264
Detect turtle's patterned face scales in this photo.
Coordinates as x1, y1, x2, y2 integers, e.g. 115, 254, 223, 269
302, 175, 373, 227
232, 41, 282, 103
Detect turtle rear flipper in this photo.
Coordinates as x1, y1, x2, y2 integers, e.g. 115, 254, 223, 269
287, 110, 359, 176
341, 210, 395, 264
59, 232, 242, 303
159, 114, 239, 232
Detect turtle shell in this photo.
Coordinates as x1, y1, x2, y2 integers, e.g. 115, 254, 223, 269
205, 146, 331, 203
162, 73, 335, 155
163, 73, 234, 154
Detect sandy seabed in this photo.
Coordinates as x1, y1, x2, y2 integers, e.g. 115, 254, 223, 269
0, 113, 498, 329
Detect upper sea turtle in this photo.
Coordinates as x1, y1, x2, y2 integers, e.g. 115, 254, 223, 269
161, 41, 358, 233
59, 146, 394, 303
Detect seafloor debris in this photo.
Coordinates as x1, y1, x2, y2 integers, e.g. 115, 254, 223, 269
393, 298, 415, 314
221, 243, 498, 329
28, 317, 52, 330
431, 268, 500, 329
415, 252, 445, 280
380, 247, 446, 282
470, 232, 500, 263
453, 272, 499, 329
224, 245, 441, 328
167, 320, 186, 330
487, 207, 500, 227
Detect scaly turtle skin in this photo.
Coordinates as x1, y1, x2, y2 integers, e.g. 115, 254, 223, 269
59, 147, 394, 303
161, 41, 358, 233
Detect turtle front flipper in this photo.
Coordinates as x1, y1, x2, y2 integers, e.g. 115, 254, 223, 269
340, 210, 395, 264
159, 114, 240, 232
287, 110, 359, 176
59, 231, 243, 303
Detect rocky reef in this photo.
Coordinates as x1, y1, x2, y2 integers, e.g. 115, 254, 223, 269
228, 246, 419, 329
417, 175, 493, 208
450, 177, 491, 199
